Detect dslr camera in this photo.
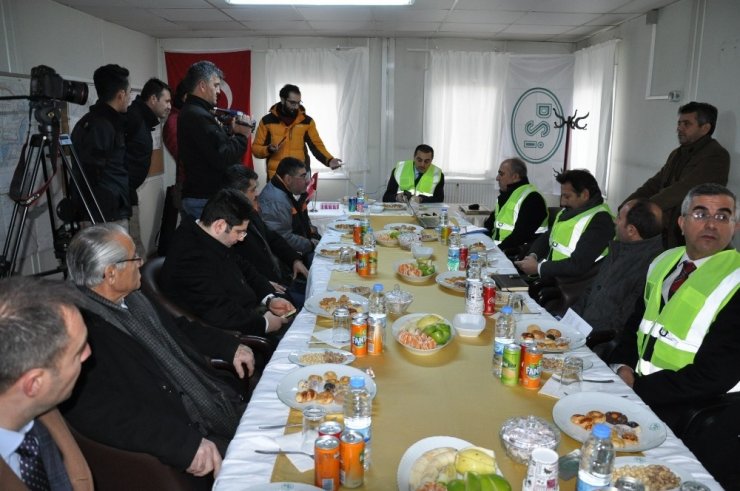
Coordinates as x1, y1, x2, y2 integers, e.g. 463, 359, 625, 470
30, 65, 88, 105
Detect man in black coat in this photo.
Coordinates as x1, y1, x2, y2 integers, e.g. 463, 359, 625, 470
178, 60, 254, 221
61, 224, 255, 488
124, 78, 171, 252
160, 189, 294, 339
71, 64, 131, 224
222, 165, 309, 309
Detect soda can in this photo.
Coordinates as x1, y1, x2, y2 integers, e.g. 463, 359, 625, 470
360, 218, 370, 239
315, 435, 340, 491
367, 247, 377, 276
521, 345, 542, 389
318, 421, 344, 439
459, 245, 469, 271
679, 482, 711, 491
483, 281, 497, 315
367, 315, 384, 355
614, 477, 646, 491
352, 223, 362, 245
440, 225, 451, 245
465, 278, 484, 315
501, 343, 521, 386
339, 430, 364, 488
522, 447, 559, 491
519, 339, 535, 381
350, 313, 368, 357
355, 249, 369, 276
347, 196, 357, 212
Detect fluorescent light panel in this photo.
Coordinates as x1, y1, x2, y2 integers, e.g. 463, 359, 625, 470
225, 0, 414, 5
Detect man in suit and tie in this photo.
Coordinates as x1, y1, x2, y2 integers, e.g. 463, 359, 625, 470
610, 183, 739, 487
0, 277, 93, 491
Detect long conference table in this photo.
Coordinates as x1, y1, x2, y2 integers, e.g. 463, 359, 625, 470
214, 206, 722, 490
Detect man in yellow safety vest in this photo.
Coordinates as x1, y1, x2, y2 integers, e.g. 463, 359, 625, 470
382, 144, 445, 203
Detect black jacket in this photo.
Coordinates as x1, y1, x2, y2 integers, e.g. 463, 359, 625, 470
61, 292, 241, 470
178, 95, 247, 199
160, 219, 275, 336
71, 101, 129, 221
125, 96, 160, 205
483, 178, 548, 251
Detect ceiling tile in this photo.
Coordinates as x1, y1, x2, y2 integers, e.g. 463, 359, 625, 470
439, 22, 508, 34
586, 13, 635, 26
241, 20, 312, 31
223, 6, 301, 21
125, 0, 209, 6
308, 21, 376, 31
613, 0, 679, 14
446, 10, 522, 24
372, 8, 448, 22
296, 6, 374, 21
149, 8, 232, 21
378, 21, 442, 32
503, 24, 573, 35
516, 12, 601, 26
174, 20, 246, 30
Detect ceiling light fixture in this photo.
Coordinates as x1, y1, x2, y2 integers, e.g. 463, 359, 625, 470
225, 0, 414, 5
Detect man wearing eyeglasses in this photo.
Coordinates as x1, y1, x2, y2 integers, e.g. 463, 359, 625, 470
161, 189, 295, 338
624, 102, 729, 248
609, 183, 739, 486
260, 157, 322, 263
252, 84, 341, 180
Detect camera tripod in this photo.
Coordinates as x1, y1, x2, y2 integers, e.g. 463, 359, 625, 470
0, 100, 104, 278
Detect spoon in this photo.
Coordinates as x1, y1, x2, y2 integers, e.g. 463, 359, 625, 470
255, 449, 314, 459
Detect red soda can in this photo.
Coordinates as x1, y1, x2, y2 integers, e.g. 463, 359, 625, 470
353, 223, 362, 245
315, 435, 340, 490
483, 280, 496, 315
318, 421, 344, 439
355, 249, 369, 276
521, 345, 542, 390
350, 313, 368, 357
459, 245, 469, 271
340, 430, 364, 488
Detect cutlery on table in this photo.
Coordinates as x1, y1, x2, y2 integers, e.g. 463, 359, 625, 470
255, 449, 314, 459
257, 423, 302, 430
553, 375, 614, 384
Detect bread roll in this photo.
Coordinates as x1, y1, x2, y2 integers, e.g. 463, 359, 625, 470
316, 391, 334, 404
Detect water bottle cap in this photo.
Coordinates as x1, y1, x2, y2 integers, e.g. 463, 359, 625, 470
349, 376, 366, 388
592, 423, 611, 438
470, 253, 479, 259
373, 284, 383, 292
500, 305, 513, 314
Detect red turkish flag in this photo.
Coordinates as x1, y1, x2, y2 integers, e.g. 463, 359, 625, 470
306, 172, 319, 202
164, 50, 253, 168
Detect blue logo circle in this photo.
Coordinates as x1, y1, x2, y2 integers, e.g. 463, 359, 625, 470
511, 88, 564, 164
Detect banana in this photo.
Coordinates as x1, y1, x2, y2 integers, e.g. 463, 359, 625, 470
455, 446, 498, 475
408, 447, 457, 490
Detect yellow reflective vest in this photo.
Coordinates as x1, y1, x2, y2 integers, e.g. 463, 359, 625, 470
493, 184, 548, 245
548, 203, 612, 262
393, 161, 442, 197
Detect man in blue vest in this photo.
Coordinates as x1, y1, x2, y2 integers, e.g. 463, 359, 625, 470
382, 144, 445, 203
610, 183, 738, 487
484, 158, 548, 255
515, 169, 613, 279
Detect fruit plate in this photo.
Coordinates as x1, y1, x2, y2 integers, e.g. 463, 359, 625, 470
304, 291, 369, 318
395, 260, 436, 283
374, 230, 399, 247
397, 436, 472, 491
287, 348, 356, 366
276, 364, 376, 413
611, 456, 691, 490
384, 222, 424, 234
392, 313, 454, 356
552, 392, 667, 452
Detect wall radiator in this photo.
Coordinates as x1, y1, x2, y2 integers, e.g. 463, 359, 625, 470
446, 179, 497, 205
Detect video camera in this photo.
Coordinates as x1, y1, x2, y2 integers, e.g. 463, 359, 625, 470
30, 65, 88, 105
213, 107, 255, 131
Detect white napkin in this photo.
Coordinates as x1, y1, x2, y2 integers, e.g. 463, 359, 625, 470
328, 264, 356, 272
538, 375, 613, 399
311, 328, 350, 349
247, 433, 314, 473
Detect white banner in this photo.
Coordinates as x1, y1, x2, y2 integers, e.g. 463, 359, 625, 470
499, 55, 574, 196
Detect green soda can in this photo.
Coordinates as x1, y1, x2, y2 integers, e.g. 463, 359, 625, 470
501, 343, 521, 386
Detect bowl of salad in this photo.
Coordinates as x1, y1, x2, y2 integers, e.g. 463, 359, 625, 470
394, 259, 436, 283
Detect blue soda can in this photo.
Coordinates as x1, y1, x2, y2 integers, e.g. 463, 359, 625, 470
348, 197, 357, 212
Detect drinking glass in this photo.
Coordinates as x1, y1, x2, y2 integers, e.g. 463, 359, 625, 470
301, 405, 327, 452
508, 293, 524, 320
332, 307, 351, 346
558, 356, 584, 393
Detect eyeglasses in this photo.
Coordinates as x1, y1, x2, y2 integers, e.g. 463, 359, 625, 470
227, 227, 248, 239
115, 256, 143, 266
687, 210, 735, 223
284, 99, 302, 106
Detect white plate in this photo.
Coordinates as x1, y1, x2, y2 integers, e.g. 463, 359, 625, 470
328, 219, 359, 232
397, 436, 472, 491
517, 320, 587, 353
460, 234, 496, 252
384, 222, 424, 234
315, 243, 352, 259
392, 313, 454, 355
374, 230, 399, 247
394, 260, 436, 283
541, 354, 594, 375
304, 291, 369, 318
435, 271, 469, 292
552, 393, 667, 452
612, 456, 690, 490
276, 364, 377, 413
244, 484, 323, 491
288, 348, 356, 366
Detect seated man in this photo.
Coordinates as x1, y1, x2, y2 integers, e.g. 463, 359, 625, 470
161, 189, 294, 339
483, 157, 548, 254
62, 224, 255, 486
222, 165, 309, 309
610, 183, 738, 486
0, 277, 93, 491
382, 144, 444, 203
515, 169, 614, 279
260, 157, 321, 260
571, 199, 663, 354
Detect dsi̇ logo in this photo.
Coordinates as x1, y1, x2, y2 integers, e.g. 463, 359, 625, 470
510, 88, 564, 164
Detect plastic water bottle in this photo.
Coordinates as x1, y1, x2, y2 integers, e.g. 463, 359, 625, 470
344, 376, 372, 469
492, 305, 515, 377
576, 423, 615, 490
467, 252, 482, 280
447, 231, 461, 271
367, 284, 386, 355
356, 187, 365, 212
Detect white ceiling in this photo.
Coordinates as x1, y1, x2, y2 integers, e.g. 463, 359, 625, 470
53, 0, 679, 42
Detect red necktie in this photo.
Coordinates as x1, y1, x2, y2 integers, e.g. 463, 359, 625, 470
668, 260, 696, 300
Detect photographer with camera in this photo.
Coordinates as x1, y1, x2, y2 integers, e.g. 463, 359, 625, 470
71, 64, 132, 227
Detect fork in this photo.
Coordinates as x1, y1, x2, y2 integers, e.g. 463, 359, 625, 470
255, 449, 314, 459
